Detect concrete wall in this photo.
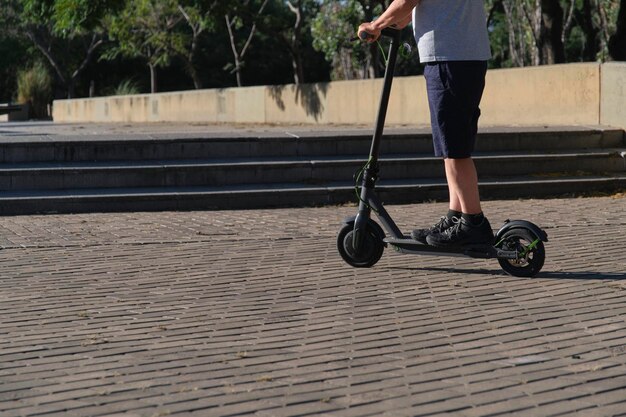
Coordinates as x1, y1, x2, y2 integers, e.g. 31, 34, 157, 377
53, 62, 621, 127
53, 87, 267, 124
601, 62, 626, 130
262, 77, 431, 125
482, 63, 601, 126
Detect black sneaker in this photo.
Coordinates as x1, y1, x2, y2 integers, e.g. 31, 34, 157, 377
426, 216, 494, 248
411, 215, 459, 244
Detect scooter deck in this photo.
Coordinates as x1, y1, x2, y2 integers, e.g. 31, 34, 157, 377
384, 237, 518, 260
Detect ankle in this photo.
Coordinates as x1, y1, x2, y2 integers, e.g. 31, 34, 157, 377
462, 212, 485, 226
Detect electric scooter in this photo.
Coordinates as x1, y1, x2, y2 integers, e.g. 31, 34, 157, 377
337, 28, 548, 278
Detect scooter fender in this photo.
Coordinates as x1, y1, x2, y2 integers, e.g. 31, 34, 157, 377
495, 220, 549, 242
342, 216, 386, 241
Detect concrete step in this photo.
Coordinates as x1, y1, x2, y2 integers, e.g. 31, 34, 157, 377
0, 124, 623, 214
0, 126, 622, 163
0, 174, 624, 215
1, 150, 623, 191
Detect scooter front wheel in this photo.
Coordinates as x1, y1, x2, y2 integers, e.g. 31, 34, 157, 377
496, 228, 545, 277
337, 223, 384, 268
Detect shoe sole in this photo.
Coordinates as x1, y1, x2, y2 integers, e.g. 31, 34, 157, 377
425, 238, 494, 248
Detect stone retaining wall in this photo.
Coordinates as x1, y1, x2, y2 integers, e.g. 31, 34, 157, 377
51, 63, 625, 129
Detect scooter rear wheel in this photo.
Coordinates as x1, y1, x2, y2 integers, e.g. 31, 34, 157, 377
337, 223, 384, 268
496, 228, 545, 277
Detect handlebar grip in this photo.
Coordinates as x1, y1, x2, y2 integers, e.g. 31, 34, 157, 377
353, 28, 401, 42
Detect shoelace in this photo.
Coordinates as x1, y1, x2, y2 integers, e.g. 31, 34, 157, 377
441, 217, 463, 237
433, 216, 459, 232
432, 216, 448, 231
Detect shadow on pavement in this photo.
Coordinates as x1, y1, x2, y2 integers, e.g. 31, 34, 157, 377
537, 271, 626, 280
389, 266, 626, 280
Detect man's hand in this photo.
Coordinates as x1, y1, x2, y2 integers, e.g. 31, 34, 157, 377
357, 22, 381, 43
357, 0, 417, 42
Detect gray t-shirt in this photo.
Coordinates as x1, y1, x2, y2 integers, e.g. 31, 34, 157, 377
412, 0, 492, 63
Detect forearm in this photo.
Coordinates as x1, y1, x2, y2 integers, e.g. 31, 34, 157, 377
370, 0, 419, 31
394, 12, 413, 29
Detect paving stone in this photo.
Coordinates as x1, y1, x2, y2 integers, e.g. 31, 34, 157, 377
0, 196, 625, 416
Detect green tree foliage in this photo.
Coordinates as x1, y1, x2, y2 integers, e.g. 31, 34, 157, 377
173, 0, 220, 89
104, 0, 183, 93
311, 0, 418, 81
2, 0, 626, 104
15, 0, 123, 98
223, 0, 274, 87
113, 79, 141, 95
0, 1, 29, 103
52, 0, 125, 33
260, 0, 320, 84
311, 0, 381, 80
487, 0, 621, 67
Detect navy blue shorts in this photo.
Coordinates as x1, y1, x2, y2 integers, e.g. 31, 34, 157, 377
424, 61, 487, 159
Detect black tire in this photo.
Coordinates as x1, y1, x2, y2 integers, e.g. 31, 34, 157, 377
337, 222, 384, 268
496, 228, 545, 277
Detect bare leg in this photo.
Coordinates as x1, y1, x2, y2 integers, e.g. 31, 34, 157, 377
444, 158, 482, 215
412, 157, 485, 242
448, 181, 462, 213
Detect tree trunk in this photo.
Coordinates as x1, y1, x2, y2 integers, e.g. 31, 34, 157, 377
225, 0, 269, 88
234, 56, 243, 87
561, 0, 576, 45
609, 0, 626, 60
287, 0, 305, 85
26, 31, 69, 96
26, 30, 103, 99
521, 0, 565, 65
577, 0, 599, 61
188, 36, 203, 89
178, 5, 204, 89
149, 64, 158, 93
503, 0, 528, 66
540, 0, 565, 64
67, 80, 76, 100
526, 0, 542, 65
189, 64, 202, 89
290, 45, 305, 85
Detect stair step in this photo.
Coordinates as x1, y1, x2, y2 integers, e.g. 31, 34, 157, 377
0, 174, 624, 215
0, 126, 622, 162
0, 124, 623, 214
1, 150, 623, 191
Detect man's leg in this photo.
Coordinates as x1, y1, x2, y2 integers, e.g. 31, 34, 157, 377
413, 61, 490, 244
426, 156, 493, 247
445, 157, 481, 215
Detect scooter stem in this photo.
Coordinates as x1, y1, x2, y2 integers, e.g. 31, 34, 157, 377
368, 29, 402, 166
353, 29, 403, 251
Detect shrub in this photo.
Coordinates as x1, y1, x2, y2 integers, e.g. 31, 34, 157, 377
113, 79, 141, 96
17, 62, 52, 120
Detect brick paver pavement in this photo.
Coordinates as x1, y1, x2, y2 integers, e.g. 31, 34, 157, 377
1, 196, 625, 417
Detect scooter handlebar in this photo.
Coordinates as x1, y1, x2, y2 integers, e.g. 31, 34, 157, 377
355, 27, 402, 42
